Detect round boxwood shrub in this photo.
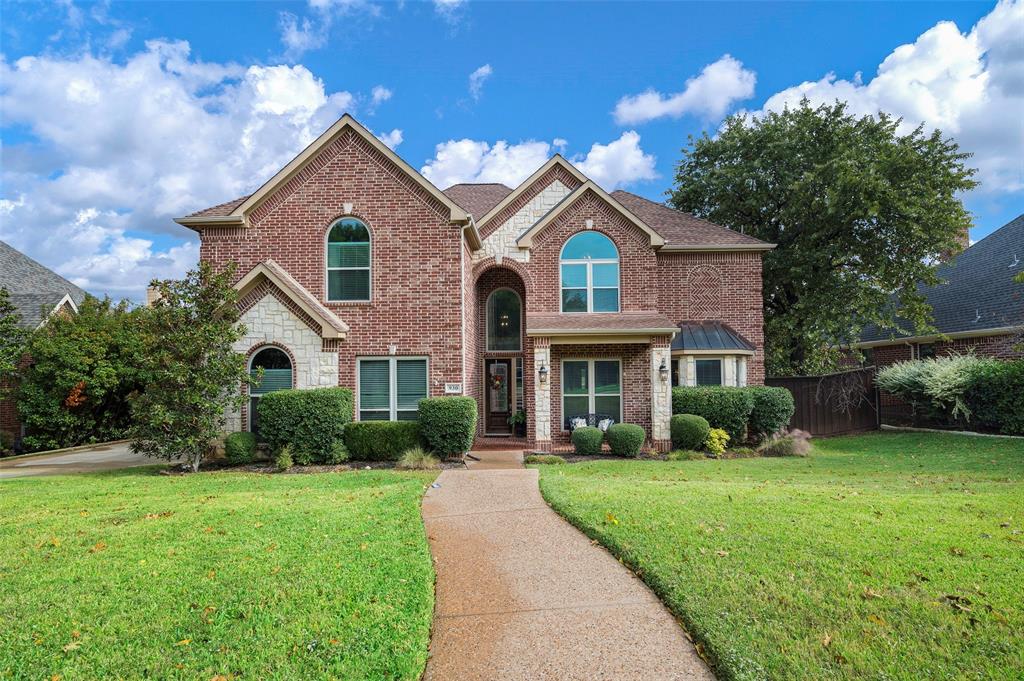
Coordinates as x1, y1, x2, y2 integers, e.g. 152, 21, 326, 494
571, 426, 603, 455
257, 387, 353, 463
418, 397, 477, 456
606, 423, 645, 457
224, 431, 257, 464
671, 387, 754, 442
747, 387, 795, 440
344, 421, 422, 461
670, 414, 710, 450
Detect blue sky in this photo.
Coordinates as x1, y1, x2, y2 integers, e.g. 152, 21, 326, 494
1, 0, 1021, 300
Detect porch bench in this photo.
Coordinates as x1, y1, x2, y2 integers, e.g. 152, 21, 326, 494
566, 413, 617, 432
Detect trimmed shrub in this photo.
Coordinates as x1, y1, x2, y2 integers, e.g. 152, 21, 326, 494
670, 414, 710, 450
606, 423, 645, 457
747, 387, 795, 439
667, 449, 705, 461
524, 454, 567, 465
224, 432, 257, 464
344, 421, 422, 461
759, 430, 812, 457
257, 387, 353, 463
327, 440, 349, 464
705, 428, 730, 457
396, 446, 440, 470
672, 387, 754, 442
274, 445, 293, 471
418, 397, 477, 456
964, 359, 1024, 435
571, 426, 604, 456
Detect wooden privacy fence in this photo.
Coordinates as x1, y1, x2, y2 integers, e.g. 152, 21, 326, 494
766, 367, 879, 437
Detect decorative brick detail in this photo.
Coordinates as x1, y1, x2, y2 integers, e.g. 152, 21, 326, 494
688, 265, 722, 319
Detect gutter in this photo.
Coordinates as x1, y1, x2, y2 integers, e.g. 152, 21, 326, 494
658, 243, 776, 253
854, 325, 1022, 348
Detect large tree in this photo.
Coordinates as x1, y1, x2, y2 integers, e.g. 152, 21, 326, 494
129, 262, 249, 472
0, 287, 28, 401
670, 100, 977, 375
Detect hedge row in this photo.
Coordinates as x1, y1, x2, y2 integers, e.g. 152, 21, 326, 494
344, 421, 422, 461
671, 386, 794, 442
965, 360, 1024, 435
256, 387, 353, 463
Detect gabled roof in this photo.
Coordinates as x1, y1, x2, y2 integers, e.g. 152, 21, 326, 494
610, 191, 774, 251
859, 214, 1024, 345
475, 155, 588, 232
672, 322, 755, 354
517, 182, 666, 249
0, 240, 88, 329
442, 183, 512, 218
177, 115, 469, 229
234, 260, 349, 339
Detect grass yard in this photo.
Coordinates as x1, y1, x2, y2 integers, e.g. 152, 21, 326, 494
537, 432, 1024, 680
0, 467, 438, 680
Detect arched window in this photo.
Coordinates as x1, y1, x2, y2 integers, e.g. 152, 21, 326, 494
560, 232, 619, 313
326, 218, 371, 301
248, 346, 292, 434
486, 288, 522, 351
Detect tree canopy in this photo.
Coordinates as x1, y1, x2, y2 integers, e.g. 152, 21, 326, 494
670, 100, 977, 375
0, 287, 28, 402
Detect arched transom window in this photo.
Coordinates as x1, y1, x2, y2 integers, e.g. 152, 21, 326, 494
486, 288, 522, 351
560, 231, 619, 313
248, 346, 292, 434
327, 218, 371, 301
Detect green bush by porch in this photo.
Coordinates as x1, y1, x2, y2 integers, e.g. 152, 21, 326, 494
417, 397, 477, 457
671, 387, 755, 441
571, 426, 603, 455
669, 414, 710, 450
256, 387, 353, 463
345, 421, 423, 461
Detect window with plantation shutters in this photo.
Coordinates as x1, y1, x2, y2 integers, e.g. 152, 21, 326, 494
358, 357, 428, 421
248, 347, 292, 434
327, 218, 371, 301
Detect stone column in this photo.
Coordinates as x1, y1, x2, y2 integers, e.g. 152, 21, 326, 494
650, 336, 673, 452
533, 337, 552, 452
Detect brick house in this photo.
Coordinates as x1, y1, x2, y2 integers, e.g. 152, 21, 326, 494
178, 116, 773, 452
856, 214, 1023, 369
0, 241, 88, 444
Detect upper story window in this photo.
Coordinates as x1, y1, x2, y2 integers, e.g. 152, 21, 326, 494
327, 218, 371, 302
486, 288, 522, 351
560, 232, 619, 313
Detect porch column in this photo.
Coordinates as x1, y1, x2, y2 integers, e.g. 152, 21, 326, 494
533, 337, 552, 452
650, 336, 673, 452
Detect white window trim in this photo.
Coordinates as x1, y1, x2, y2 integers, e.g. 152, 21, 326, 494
356, 356, 429, 421
485, 287, 523, 352
673, 354, 748, 387
561, 358, 622, 430
559, 234, 620, 313
325, 218, 372, 303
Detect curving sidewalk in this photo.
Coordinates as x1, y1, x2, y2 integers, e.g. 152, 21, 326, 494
421, 453, 712, 680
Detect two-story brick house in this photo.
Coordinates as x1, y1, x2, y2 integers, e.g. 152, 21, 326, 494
177, 116, 773, 452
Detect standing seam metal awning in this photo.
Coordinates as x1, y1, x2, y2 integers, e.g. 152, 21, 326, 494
671, 322, 755, 352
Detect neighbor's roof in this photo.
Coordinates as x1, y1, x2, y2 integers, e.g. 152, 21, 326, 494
671, 321, 755, 353
610, 191, 773, 250
526, 311, 678, 336
0, 240, 88, 329
442, 183, 512, 219
859, 214, 1024, 344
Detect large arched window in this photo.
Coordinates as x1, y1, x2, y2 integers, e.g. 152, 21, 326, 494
248, 346, 292, 434
560, 231, 619, 313
486, 288, 522, 351
327, 218, 371, 301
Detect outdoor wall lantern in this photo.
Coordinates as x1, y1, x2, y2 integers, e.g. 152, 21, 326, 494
659, 357, 670, 382
538, 363, 549, 384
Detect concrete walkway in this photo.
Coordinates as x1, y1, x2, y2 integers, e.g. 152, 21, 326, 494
421, 452, 712, 680
0, 442, 168, 479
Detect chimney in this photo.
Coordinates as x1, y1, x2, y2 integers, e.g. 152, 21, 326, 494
146, 286, 162, 307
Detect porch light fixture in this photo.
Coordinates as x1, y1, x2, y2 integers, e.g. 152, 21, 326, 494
538, 363, 549, 384
659, 357, 670, 382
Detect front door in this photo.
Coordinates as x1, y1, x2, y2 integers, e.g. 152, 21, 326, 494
485, 359, 512, 434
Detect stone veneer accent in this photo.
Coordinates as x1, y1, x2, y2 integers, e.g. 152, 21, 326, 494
650, 337, 672, 450
226, 293, 339, 431
474, 180, 572, 265
533, 338, 552, 450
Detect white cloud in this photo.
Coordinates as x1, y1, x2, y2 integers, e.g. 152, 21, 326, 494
0, 40, 361, 300
434, 0, 466, 24
420, 131, 656, 191
468, 63, 492, 101
613, 54, 756, 125
573, 131, 658, 190
371, 85, 392, 106
750, 0, 1024, 194
279, 0, 381, 60
376, 128, 404, 149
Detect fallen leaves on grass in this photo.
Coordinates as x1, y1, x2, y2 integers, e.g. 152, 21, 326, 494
88, 542, 107, 554
605, 512, 619, 525
821, 632, 832, 648
175, 639, 191, 646
861, 587, 883, 600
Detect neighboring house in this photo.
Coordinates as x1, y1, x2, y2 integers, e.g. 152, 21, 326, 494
857, 214, 1024, 367
0, 241, 88, 442
178, 115, 773, 452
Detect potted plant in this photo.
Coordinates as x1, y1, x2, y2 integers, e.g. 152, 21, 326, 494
508, 409, 527, 437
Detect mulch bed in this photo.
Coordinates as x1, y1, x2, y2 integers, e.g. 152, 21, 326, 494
161, 457, 466, 475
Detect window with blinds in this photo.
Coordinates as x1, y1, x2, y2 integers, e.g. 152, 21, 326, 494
327, 218, 371, 301
248, 346, 292, 435
358, 357, 428, 421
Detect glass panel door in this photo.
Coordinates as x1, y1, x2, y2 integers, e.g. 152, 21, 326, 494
485, 359, 512, 434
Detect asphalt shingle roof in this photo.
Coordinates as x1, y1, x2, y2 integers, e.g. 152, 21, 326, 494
0, 241, 89, 329
860, 214, 1024, 342
187, 195, 250, 218
610, 191, 770, 248
526, 311, 677, 334
442, 183, 513, 219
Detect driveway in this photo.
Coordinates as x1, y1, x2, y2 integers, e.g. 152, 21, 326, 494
421, 451, 712, 680
0, 442, 169, 479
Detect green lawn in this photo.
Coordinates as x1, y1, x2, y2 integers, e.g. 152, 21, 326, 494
0, 467, 438, 680
537, 432, 1024, 680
